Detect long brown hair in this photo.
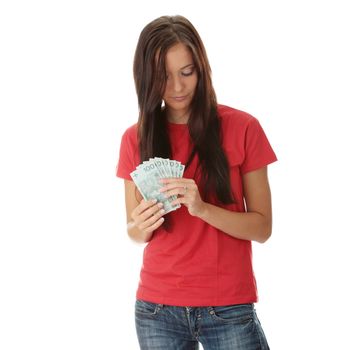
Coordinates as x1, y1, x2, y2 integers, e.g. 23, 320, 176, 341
133, 15, 234, 204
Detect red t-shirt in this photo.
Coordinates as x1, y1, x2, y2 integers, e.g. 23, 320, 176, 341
116, 104, 277, 306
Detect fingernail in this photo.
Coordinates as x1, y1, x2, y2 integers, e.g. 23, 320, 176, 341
157, 202, 163, 208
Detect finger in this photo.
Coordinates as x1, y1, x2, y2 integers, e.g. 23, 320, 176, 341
139, 207, 165, 231
160, 178, 194, 185
163, 188, 188, 197
160, 182, 194, 193
139, 202, 164, 223
132, 200, 160, 223
134, 199, 157, 216
169, 197, 186, 207
143, 217, 165, 234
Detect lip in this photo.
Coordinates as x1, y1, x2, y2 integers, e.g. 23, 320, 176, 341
172, 95, 187, 101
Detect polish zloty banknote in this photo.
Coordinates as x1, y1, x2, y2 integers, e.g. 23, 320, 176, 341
131, 162, 179, 214
130, 157, 185, 214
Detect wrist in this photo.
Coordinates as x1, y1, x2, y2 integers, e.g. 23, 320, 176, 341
127, 220, 136, 231
196, 201, 210, 220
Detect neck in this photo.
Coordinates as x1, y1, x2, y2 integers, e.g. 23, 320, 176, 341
165, 109, 189, 124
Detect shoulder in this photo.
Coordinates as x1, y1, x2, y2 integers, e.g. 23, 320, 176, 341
122, 123, 138, 139
117, 123, 140, 177
217, 104, 269, 156
120, 123, 138, 146
217, 104, 259, 132
119, 123, 139, 157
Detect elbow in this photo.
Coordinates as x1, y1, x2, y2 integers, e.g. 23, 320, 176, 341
256, 221, 272, 244
257, 230, 272, 244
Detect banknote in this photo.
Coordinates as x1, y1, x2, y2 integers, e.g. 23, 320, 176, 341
130, 157, 185, 214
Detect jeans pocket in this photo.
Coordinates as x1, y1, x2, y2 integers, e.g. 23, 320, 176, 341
208, 303, 254, 324
135, 299, 163, 318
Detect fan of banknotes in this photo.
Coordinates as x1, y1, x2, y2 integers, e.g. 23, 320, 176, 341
130, 157, 185, 214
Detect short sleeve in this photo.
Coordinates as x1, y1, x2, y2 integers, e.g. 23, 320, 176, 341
116, 125, 139, 180
240, 117, 277, 174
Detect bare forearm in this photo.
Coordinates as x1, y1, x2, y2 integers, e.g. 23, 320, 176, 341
197, 202, 272, 243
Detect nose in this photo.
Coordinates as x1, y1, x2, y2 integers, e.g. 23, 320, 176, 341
172, 76, 183, 93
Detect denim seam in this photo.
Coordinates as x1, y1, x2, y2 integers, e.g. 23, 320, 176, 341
253, 311, 269, 350
207, 306, 254, 325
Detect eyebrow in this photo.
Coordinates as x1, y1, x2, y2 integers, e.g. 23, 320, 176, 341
165, 63, 195, 74
180, 64, 194, 70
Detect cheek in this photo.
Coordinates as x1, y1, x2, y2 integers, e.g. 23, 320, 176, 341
190, 74, 198, 90
163, 83, 171, 98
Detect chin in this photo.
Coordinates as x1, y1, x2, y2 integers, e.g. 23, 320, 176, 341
169, 102, 190, 112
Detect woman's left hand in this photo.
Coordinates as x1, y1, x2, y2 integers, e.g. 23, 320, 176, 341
159, 178, 207, 217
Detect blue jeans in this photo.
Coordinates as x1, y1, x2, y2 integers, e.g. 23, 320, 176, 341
135, 300, 270, 350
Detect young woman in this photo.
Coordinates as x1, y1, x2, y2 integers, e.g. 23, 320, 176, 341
116, 15, 277, 350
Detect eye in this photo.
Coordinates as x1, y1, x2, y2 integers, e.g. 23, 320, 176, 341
181, 69, 194, 77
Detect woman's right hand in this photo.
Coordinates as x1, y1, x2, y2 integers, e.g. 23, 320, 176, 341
128, 199, 165, 242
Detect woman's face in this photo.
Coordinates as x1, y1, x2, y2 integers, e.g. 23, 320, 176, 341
162, 42, 198, 124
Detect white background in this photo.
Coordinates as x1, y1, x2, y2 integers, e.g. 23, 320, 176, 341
1, 0, 349, 349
